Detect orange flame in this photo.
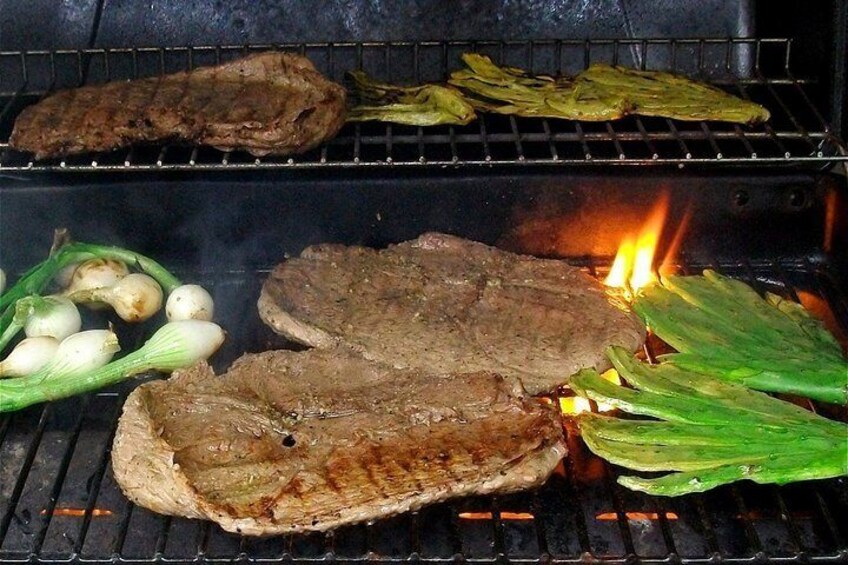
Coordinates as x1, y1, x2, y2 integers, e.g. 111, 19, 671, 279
659, 206, 691, 278
605, 196, 670, 299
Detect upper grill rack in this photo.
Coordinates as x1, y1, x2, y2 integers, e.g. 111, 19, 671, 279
0, 38, 845, 171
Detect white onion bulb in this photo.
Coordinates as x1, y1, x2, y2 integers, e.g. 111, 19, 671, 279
69, 273, 163, 323
166, 284, 215, 321
141, 320, 226, 371
23, 295, 82, 341
64, 258, 129, 294
0, 336, 59, 378
39, 329, 121, 378
54, 262, 80, 290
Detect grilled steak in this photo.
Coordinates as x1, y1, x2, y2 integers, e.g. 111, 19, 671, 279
111, 348, 566, 536
259, 233, 646, 395
9, 52, 346, 159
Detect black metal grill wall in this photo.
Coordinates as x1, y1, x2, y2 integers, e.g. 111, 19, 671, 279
0, 0, 759, 49
0, 0, 847, 563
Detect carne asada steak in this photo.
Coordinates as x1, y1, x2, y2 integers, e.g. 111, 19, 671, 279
9, 52, 346, 159
259, 233, 646, 395
111, 348, 566, 535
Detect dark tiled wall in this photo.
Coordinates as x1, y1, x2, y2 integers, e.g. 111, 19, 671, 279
0, 0, 100, 50
1, 0, 753, 50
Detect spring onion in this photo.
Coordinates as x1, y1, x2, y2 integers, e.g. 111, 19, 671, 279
0, 240, 181, 339
166, 284, 215, 321
0, 320, 225, 412
64, 258, 130, 295
29, 329, 121, 382
54, 263, 79, 290
0, 295, 82, 354
0, 268, 6, 295
571, 346, 848, 496
69, 273, 163, 322
0, 336, 59, 378
632, 270, 848, 404
22, 295, 82, 340
0, 241, 180, 313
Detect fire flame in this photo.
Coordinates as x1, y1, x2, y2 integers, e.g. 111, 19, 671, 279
562, 196, 677, 416
560, 369, 621, 415
605, 196, 670, 299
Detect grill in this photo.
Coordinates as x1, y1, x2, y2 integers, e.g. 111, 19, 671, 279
0, 39, 845, 171
1, 2, 847, 562
1, 258, 846, 564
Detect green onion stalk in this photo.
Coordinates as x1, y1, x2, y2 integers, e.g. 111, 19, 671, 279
0, 320, 224, 412
571, 346, 848, 496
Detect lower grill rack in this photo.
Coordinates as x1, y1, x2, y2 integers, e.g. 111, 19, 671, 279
0, 259, 846, 564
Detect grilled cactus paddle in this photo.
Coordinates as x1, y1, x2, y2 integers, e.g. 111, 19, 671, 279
347, 71, 476, 126
571, 346, 848, 496
450, 54, 624, 121
632, 270, 848, 405
449, 53, 770, 123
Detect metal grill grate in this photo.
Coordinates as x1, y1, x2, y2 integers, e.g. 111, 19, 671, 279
0, 258, 846, 564
0, 39, 846, 171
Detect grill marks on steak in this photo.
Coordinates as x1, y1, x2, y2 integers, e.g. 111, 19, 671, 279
258, 233, 646, 395
9, 52, 346, 159
111, 348, 566, 535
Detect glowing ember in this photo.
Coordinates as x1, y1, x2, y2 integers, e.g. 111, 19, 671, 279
458, 512, 534, 520
605, 196, 670, 299
40, 508, 113, 518
824, 190, 838, 253
596, 512, 679, 521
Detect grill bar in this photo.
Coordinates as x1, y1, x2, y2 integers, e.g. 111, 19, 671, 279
813, 490, 847, 552
772, 488, 805, 554
70, 400, 124, 555
540, 119, 559, 161
729, 486, 765, 556
0, 39, 845, 171
0, 406, 52, 547
756, 69, 820, 155
28, 397, 91, 555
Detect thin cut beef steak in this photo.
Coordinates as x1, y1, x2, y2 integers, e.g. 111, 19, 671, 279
258, 233, 646, 395
111, 348, 566, 536
9, 52, 346, 159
